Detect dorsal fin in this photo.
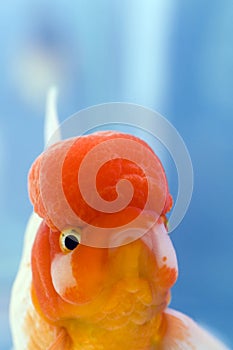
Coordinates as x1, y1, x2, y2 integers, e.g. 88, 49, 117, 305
44, 86, 61, 147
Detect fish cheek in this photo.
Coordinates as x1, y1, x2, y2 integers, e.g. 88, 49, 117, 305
69, 245, 109, 304
31, 221, 67, 321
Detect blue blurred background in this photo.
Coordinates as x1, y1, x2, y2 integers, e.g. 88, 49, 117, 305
0, 1, 232, 349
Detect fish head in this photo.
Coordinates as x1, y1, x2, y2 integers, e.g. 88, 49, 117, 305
29, 131, 177, 324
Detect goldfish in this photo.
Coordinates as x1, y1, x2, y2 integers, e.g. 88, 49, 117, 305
10, 98, 229, 350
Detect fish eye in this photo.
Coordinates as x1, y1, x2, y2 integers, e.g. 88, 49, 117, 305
59, 228, 81, 253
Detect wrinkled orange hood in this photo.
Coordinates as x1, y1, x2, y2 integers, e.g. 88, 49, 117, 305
28, 131, 172, 233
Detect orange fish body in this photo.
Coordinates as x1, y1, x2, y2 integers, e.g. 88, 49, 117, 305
10, 131, 228, 349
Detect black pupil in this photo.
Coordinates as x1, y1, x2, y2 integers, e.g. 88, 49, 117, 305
64, 235, 79, 250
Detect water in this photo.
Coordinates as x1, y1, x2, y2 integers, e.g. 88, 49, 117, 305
1, 1, 233, 348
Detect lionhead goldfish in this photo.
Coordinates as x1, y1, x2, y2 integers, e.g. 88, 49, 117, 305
10, 117, 228, 349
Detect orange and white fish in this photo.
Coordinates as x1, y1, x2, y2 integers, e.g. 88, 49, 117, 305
10, 94, 229, 350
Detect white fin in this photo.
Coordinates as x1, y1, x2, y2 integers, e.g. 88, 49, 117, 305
9, 213, 43, 350
10, 87, 63, 350
159, 308, 230, 350
44, 85, 61, 147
